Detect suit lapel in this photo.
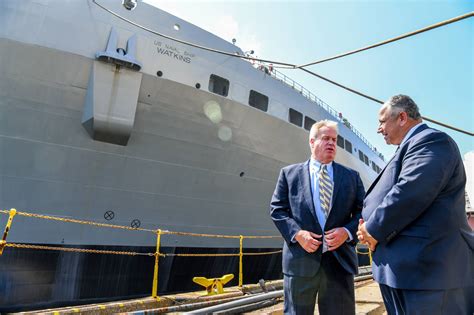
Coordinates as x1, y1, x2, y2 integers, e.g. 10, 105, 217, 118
301, 161, 319, 223
365, 152, 397, 196
331, 162, 341, 208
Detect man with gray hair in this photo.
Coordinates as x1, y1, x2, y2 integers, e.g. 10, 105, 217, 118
358, 95, 474, 314
271, 120, 365, 314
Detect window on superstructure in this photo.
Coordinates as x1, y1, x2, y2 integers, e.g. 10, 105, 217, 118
359, 150, 364, 162
344, 140, 353, 154
304, 116, 316, 131
249, 90, 268, 112
364, 154, 369, 166
209, 74, 229, 97
337, 135, 345, 148
289, 108, 303, 127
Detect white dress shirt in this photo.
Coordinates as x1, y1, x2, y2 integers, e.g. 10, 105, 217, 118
309, 159, 352, 252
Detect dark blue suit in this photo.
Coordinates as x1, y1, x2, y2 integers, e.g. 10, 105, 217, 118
362, 125, 474, 314
271, 160, 365, 314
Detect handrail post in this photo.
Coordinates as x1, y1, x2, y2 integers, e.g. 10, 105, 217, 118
151, 229, 162, 299
0, 209, 17, 255
238, 235, 244, 287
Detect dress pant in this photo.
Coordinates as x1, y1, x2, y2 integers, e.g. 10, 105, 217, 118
379, 283, 471, 315
284, 251, 355, 315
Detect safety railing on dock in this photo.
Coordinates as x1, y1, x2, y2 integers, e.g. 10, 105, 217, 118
0, 208, 372, 300
255, 63, 385, 161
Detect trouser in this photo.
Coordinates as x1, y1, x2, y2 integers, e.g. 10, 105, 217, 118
379, 283, 471, 315
283, 251, 355, 315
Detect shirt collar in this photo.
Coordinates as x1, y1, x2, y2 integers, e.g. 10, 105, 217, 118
400, 122, 425, 146
310, 158, 333, 172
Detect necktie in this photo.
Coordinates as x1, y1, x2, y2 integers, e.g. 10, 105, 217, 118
319, 165, 333, 217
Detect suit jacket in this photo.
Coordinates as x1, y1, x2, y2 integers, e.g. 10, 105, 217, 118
270, 160, 365, 277
362, 124, 474, 290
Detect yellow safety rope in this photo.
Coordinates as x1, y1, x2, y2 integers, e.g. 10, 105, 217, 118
355, 243, 373, 266
243, 250, 283, 256
165, 253, 240, 257
5, 243, 154, 256
0, 209, 155, 233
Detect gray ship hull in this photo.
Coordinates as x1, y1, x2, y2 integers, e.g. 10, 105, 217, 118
0, 0, 378, 309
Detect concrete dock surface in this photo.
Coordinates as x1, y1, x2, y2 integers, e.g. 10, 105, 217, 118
243, 279, 386, 315
18, 278, 386, 314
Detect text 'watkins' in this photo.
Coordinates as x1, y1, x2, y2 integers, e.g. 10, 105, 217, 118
157, 47, 192, 63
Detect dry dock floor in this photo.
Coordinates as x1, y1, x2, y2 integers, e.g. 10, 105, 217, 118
242, 279, 386, 315
19, 279, 386, 314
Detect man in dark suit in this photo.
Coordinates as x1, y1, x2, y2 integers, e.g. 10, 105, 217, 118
271, 120, 365, 315
358, 95, 474, 314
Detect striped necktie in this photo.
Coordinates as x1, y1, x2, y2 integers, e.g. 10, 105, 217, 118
319, 165, 333, 217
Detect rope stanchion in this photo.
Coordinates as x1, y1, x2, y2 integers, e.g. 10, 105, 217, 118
0, 209, 17, 255
239, 235, 244, 287
152, 229, 162, 299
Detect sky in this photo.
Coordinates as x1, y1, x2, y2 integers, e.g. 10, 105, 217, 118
145, 0, 473, 161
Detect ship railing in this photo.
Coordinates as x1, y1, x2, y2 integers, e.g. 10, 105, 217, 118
0, 208, 373, 302
256, 64, 384, 161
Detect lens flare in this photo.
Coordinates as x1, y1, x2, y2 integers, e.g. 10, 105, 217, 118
203, 101, 222, 124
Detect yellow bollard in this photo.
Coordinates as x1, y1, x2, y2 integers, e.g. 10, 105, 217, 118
193, 274, 234, 295
151, 229, 162, 299
0, 209, 17, 255
239, 235, 244, 287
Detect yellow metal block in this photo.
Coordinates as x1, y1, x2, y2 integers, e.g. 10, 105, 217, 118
193, 274, 234, 295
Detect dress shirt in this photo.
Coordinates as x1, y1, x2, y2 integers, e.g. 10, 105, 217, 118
309, 158, 352, 252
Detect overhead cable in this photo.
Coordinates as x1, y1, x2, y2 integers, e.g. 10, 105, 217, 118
296, 11, 474, 68
92, 0, 473, 136
300, 68, 474, 136
92, 0, 295, 67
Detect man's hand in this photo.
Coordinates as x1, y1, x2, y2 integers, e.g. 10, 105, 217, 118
294, 230, 322, 253
325, 227, 349, 251
357, 219, 378, 251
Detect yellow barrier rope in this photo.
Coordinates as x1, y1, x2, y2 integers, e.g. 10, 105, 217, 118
5, 243, 156, 256
0, 208, 288, 296
243, 250, 283, 256
0, 209, 155, 233
165, 253, 240, 257
0, 210, 281, 239
162, 230, 281, 239
355, 243, 373, 265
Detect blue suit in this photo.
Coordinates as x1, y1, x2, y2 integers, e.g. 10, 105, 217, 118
271, 160, 365, 314
362, 124, 474, 313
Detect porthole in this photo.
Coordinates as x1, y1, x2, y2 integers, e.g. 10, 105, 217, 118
157, 71, 163, 77
195, 83, 201, 89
